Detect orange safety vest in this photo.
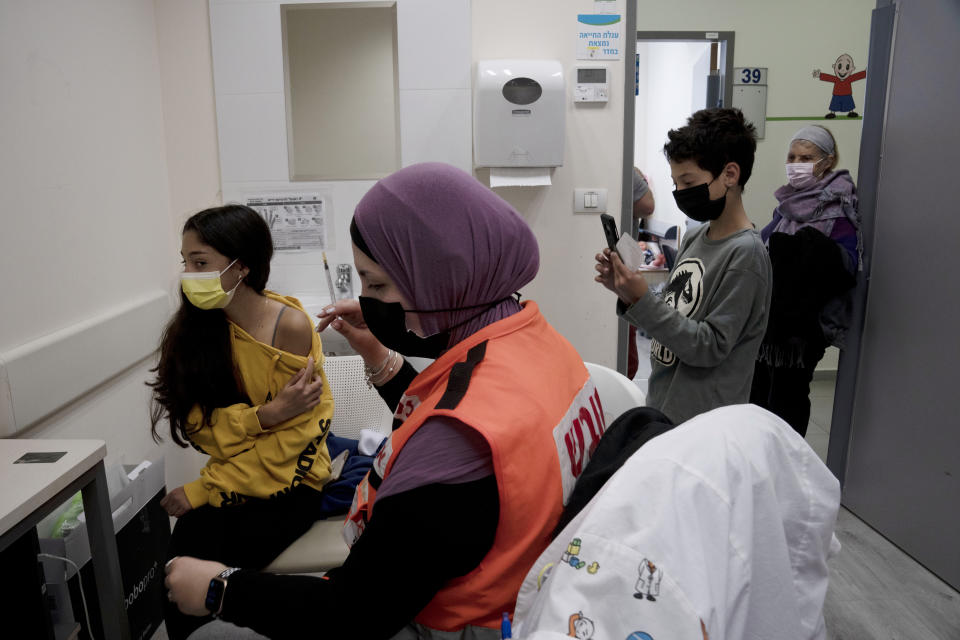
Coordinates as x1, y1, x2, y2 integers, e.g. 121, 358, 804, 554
343, 302, 608, 632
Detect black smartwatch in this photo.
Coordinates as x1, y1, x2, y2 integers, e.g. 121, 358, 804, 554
205, 567, 241, 617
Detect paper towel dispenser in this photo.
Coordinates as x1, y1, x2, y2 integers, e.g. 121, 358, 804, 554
474, 59, 565, 168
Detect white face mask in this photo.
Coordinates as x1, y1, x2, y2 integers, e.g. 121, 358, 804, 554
786, 162, 819, 190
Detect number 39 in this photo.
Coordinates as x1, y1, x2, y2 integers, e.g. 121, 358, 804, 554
740, 68, 761, 84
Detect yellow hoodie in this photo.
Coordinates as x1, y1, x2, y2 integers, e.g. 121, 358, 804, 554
182, 292, 335, 508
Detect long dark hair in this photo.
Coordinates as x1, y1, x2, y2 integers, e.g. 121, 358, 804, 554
149, 205, 273, 446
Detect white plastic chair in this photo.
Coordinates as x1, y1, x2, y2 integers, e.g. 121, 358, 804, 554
322, 355, 394, 438
584, 361, 647, 426
265, 356, 393, 574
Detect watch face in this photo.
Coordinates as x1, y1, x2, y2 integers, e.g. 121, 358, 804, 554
205, 578, 225, 613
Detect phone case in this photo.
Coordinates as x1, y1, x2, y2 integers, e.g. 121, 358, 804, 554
600, 214, 619, 251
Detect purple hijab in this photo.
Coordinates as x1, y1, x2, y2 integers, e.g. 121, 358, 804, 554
353, 162, 539, 346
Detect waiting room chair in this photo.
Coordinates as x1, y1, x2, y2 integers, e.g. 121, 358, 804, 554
660, 243, 677, 271
584, 361, 646, 425
319, 354, 394, 439
265, 355, 393, 574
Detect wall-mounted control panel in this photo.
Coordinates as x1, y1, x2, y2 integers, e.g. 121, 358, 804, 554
574, 65, 608, 102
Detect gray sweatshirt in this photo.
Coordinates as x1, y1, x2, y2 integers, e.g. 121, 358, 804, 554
622, 224, 771, 424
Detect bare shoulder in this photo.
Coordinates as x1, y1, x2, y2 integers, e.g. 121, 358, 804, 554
274, 304, 314, 356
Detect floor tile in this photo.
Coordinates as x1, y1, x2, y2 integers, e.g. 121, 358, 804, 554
810, 395, 835, 432
824, 596, 947, 640
807, 419, 829, 436
825, 508, 960, 639
806, 428, 830, 462
810, 378, 838, 398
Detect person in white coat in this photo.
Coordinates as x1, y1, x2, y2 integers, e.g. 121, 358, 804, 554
513, 404, 841, 640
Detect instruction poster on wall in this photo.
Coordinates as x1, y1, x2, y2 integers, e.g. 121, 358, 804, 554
246, 194, 329, 251
576, 14, 622, 60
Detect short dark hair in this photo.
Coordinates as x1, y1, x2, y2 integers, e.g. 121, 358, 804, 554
663, 108, 758, 189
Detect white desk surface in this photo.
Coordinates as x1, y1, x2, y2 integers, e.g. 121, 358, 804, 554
0, 439, 106, 537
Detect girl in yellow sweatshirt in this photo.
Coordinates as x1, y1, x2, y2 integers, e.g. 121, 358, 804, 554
149, 204, 336, 640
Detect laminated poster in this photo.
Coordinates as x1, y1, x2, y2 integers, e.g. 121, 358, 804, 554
246, 194, 329, 251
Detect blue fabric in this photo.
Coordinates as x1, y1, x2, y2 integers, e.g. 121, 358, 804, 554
317, 435, 375, 516
325, 434, 359, 459
829, 94, 855, 112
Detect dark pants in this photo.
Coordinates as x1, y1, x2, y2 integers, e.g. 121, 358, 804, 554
750, 338, 828, 438
163, 485, 334, 640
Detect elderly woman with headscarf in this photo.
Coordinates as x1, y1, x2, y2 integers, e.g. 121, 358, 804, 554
165, 163, 598, 640
750, 125, 861, 437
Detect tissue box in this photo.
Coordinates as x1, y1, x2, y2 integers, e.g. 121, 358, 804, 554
40, 457, 170, 640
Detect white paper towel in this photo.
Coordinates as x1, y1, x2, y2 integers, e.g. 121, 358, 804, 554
489, 167, 553, 188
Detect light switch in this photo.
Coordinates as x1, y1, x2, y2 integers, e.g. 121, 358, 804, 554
574, 188, 608, 214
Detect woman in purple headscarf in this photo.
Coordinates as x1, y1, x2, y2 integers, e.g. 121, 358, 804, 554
750, 125, 861, 437
165, 163, 596, 640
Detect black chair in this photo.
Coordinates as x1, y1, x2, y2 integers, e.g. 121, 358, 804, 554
660, 244, 677, 271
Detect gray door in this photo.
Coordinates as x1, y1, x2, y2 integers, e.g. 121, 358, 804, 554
840, 0, 960, 590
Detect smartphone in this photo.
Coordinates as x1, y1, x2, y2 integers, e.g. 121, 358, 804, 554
600, 213, 620, 252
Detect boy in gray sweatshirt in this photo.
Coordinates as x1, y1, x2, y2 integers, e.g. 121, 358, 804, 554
596, 108, 771, 424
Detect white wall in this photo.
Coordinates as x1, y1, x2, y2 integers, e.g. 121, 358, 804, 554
0, 1, 187, 475
473, 1, 628, 367
154, 0, 223, 222
210, 0, 473, 302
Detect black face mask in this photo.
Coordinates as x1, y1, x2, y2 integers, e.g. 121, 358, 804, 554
358, 296, 514, 359
672, 180, 728, 222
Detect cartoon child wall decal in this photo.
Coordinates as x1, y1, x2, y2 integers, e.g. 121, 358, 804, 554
568, 612, 595, 639
633, 558, 663, 601
813, 54, 867, 118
